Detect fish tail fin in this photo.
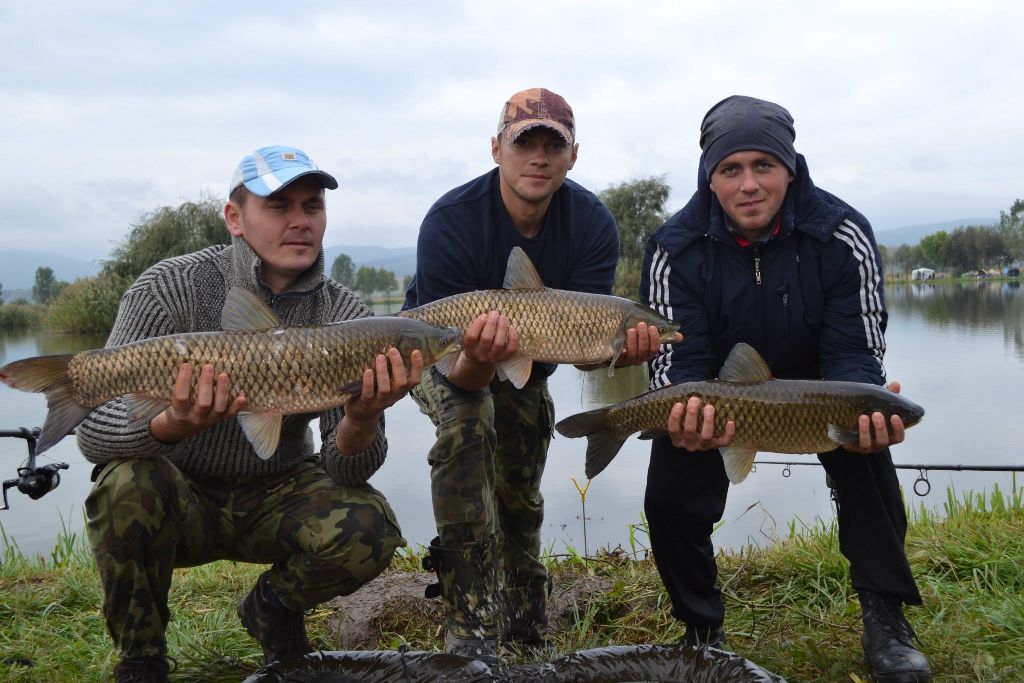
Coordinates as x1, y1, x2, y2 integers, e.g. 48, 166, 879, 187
0, 354, 90, 455
720, 446, 757, 484
555, 407, 625, 479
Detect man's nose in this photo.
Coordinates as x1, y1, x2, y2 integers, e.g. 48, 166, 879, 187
288, 206, 312, 229
738, 171, 759, 192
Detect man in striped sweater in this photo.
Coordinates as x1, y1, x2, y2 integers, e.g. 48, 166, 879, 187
640, 97, 931, 682
77, 146, 416, 682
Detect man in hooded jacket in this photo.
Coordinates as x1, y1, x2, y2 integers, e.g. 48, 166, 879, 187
640, 96, 931, 683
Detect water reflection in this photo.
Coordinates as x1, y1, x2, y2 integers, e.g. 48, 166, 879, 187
887, 282, 1024, 360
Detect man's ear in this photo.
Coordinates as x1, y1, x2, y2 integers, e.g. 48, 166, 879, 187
224, 201, 244, 237
491, 136, 500, 164
567, 142, 579, 171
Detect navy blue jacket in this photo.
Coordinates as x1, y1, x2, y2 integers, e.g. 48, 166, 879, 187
403, 168, 619, 380
641, 153, 888, 388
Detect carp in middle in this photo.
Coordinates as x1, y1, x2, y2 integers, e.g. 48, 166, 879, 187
399, 247, 680, 388
555, 343, 925, 482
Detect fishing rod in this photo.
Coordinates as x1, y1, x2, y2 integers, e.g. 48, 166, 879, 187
0, 427, 69, 511
753, 459, 1024, 496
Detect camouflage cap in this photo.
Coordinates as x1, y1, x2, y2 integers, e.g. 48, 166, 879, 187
496, 88, 575, 144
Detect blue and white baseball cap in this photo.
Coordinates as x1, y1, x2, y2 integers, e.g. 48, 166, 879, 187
229, 145, 338, 197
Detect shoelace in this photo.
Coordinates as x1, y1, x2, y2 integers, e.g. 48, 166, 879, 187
864, 594, 920, 646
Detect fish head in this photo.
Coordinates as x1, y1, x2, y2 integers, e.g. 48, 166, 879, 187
624, 304, 680, 343
403, 323, 462, 365
865, 389, 926, 430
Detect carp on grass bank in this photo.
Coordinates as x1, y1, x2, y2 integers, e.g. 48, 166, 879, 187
399, 246, 680, 388
0, 287, 461, 459
555, 343, 925, 481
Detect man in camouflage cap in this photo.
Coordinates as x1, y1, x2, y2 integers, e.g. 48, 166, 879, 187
402, 88, 673, 661
78, 145, 417, 682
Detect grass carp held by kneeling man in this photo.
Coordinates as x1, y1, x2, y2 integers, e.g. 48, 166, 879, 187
555, 343, 925, 482
399, 246, 680, 389
0, 287, 462, 459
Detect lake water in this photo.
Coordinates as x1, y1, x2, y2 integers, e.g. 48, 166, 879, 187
1, 281, 1022, 560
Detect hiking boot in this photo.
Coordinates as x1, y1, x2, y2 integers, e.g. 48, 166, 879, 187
681, 623, 727, 649
238, 571, 313, 665
422, 536, 502, 663
113, 655, 171, 683
503, 582, 551, 651
859, 590, 933, 682
444, 632, 499, 665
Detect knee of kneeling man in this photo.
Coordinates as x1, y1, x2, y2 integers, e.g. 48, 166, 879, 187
316, 506, 404, 573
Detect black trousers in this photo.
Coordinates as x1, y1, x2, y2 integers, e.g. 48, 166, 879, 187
644, 436, 923, 628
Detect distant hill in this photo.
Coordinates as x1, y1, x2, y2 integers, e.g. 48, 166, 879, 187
0, 250, 102, 291
874, 218, 998, 247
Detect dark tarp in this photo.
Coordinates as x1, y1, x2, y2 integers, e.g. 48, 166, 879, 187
242, 643, 786, 682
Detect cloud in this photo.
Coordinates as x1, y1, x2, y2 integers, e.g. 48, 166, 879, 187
2, 1, 1022, 258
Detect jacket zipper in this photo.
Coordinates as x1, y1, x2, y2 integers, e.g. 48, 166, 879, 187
753, 249, 762, 285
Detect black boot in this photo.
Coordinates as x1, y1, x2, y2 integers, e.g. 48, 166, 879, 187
503, 579, 554, 657
859, 590, 932, 682
113, 655, 171, 683
422, 536, 500, 665
680, 623, 727, 649
237, 571, 313, 665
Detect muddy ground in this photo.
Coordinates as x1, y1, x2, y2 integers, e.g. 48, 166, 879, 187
326, 570, 613, 650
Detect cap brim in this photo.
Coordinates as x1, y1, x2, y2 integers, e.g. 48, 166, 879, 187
241, 169, 339, 197
501, 120, 573, 144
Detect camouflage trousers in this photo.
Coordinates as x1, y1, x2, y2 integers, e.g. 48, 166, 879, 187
412, 368, 554, 641
85, 456, 405, 660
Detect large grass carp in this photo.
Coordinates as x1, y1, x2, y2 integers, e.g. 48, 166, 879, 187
399, 246, 680, 388
555, 343, 925, 482
0, 287, 461, 458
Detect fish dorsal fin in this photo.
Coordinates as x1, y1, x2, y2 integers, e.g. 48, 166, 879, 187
221, 287, 282, 331
236, 412, 283, 460
502, 247, 545, 290
719, 343, 773, 383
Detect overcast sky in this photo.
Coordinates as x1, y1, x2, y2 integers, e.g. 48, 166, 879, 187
2, 1, 1021, 261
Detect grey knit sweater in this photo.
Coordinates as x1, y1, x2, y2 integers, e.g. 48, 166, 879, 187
75, 238, 388, 486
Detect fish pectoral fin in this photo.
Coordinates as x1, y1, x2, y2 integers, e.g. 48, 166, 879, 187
124, 394, 170, 428
827, 424, 859, 446
433, 352, 457, 378
607, 338, 625, 378
502, 246, 546, 290
498, 353, 533, 389
637, 429, 665, 440
221, 287, 282, 331
721, 446, 757, 484
236, 412, 283, 460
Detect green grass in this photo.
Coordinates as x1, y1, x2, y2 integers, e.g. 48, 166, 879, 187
2, 483, 1023, 681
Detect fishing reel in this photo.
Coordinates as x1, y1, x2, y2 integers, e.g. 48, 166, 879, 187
1, 427, 70, 511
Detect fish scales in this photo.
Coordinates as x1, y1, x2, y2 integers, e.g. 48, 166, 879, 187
607, 379, 891, 455
401, 288, 639, 365
66, 319, 442, 414
554, 343, 924, 482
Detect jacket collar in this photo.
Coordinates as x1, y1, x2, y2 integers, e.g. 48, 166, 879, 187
225, 236, 326, 300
